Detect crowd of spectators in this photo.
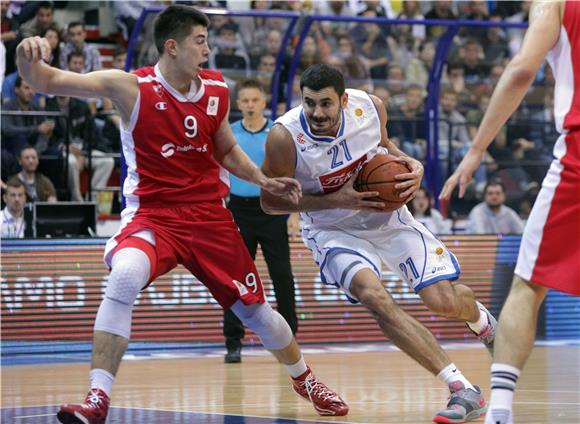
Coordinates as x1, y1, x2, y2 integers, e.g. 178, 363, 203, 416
1, 0, 556, 236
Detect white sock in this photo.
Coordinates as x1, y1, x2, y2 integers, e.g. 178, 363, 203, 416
89, 368, 115, 397
467, 303, 489, 334
286, 355, 308, 379
437, 363, 476, 391
489, 363, 520, 410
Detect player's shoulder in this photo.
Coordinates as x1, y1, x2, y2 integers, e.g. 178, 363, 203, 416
199, 69, 227, 85
133, 66, 155, 78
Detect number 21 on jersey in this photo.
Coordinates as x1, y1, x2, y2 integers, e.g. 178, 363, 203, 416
328, 140, 352, 169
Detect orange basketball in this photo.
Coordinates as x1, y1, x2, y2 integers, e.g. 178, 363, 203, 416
355, 154, 412, 211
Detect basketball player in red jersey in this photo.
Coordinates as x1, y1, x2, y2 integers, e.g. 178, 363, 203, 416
441, 1, 579, 423
16, 6, 348, 424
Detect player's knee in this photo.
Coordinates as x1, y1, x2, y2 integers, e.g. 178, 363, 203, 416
231, 301, 293, 350
356, 284, 393, 312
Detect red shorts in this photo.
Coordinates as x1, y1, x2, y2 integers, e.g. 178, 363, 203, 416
104, 201, 265, 309
515, 131, 580, 295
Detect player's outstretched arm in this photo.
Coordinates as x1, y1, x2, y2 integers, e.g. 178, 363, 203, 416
213, 113, 301, 204
260, 124, 384, 215
16, 36, 137, 118
440, 0, 562, 199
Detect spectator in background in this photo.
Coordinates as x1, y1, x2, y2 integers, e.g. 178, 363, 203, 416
1, 0, 20, 75
255, 53, 276, 106
398, 0, 425, 41
425, 1, 456, 39
46, 96, 114, 202
461, 38, 489, 85
60, 21, 102, 73
408, 187, 450, 234
385, 63, 407, 106
8, 145, 57, 203
387, 19, 418, 70
328, 35, 372, 91
349, 7, 392, 79
223, 79, 298, 363
112, 0, 151, 41
505, 0, 531, 57
209, 21, 249, 82
483, 15, 510, 64
1, 76, 53, 181
388, 84, 426, 160
405, 40, 435, 89
439, 89, 471, 165
66, 51, 98, 115
372, 84, 391, 109
41, 22, 62, 69
19, 1, 61, 38
296, 35, 323, 74
317, 0, 355, 49
444, 62, 470, 107
1, 178, 26, 238
466, 181, 524, 234
459, 0, 489, 43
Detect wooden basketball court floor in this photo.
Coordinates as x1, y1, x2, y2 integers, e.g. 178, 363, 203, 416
2, 342, 579, 424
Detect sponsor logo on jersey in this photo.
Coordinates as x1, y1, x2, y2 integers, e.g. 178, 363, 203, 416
435, 247, 444, 255
296, 133, 306, 144
232, 280, 248, 296
207, 96, 219, 116
160, 143, 208, 158
318, 156, 366, 193
299, 144, 319, 152
354, 108, 364, 117
155, 102, 168, 110
431, 265, 447, 274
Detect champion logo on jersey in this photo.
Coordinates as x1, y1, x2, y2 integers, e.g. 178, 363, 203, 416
232, 280, 248, 296
207, 96, 219, 116
155, 102, 168, 110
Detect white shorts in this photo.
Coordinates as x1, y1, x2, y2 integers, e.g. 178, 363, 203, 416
302, 206, 461, 303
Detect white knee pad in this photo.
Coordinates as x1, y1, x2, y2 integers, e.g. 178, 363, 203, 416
94, 248, 151, 339
326, 252, 373, 301
230, 301, 293, 350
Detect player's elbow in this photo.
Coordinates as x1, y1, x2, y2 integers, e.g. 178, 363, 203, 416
507, 57, 537, 86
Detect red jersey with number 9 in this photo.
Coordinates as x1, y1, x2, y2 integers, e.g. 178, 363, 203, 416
121, 65, 230, 209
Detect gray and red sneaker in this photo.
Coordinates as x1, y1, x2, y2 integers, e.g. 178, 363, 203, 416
469, 301, 497, 356
57, 388, 109, 424
291, 367, 349, 416
433, 381, 487, 423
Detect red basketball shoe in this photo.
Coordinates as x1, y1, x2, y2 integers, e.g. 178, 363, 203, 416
291, 367, 349, 416
57, 388, 110, 424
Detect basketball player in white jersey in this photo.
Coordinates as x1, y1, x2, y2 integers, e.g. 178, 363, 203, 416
262, 64, 495, 423
441, 1, 579, 423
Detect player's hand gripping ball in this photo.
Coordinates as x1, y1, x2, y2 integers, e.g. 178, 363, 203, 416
354, 154, 412, 212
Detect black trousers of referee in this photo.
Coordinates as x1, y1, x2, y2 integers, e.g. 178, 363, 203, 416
224, 195, 298, 349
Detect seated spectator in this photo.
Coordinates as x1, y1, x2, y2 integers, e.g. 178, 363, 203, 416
209, 21, 249, 82
349, 8, 392, 79
46, 96, 114, 202
60, 21, 102, 73
1, 77, 54, 180
438, 89, 470, 167
19, 1, 62, 38
466, 181, 524, 234
296, 35, 323, 74
66, 51, 98, 115
385, 64, 407, 106
255, 53, 276, 106
8, 145, 57, 203
461, 38, 489, 85
1, 178, 27, 238
459, 0, 489, 43
372, 85, 391, 110
483, 14, 510, 64
408, 187, 450, 234
317, 0, 355, 49
112, 0, 151, 41
328, 35, 372, 91
425, 0, 456, 39
405, 40, 435, 89
41, 22, 62, 69
1, 0, 20, 75
387, 84, 426, 160
2, 70, 46, 106
387, 21, 418, 70
397, 0, 426, 41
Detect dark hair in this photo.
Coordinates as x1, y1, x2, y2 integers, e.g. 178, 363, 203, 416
484, 180, 505, 194
19, 145, 38, 158
300, 64, 345, 97
15, 76, 23, 88
41, 23, 62, 68
408, 187, 432, 216
37, 1, 54, 12
67, 50, 84, 64
6, 178, 26, 191
236, 79, 264, 97
153, 5, 210, 54
67, 21, 85, 32
113, 44, 127, 59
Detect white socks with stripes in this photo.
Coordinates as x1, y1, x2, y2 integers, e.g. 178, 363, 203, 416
484, 363, 520, 424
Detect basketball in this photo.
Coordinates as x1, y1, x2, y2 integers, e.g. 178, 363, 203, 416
355, 154, 412, 211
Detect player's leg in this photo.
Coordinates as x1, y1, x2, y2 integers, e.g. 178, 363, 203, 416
418, 280, 497, 354
344, 267, 486, 423
230, 300, 348, 416
57, 235, 165, 424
